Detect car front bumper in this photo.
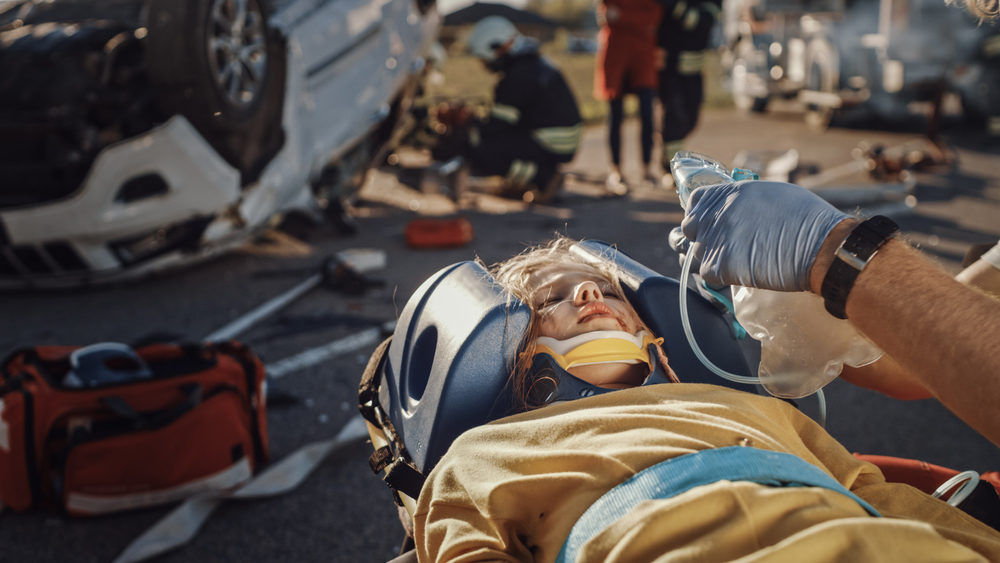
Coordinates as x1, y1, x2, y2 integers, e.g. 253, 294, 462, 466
0, 115, 243, 288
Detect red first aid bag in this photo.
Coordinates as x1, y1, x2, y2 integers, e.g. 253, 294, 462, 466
0, 340, 268, 515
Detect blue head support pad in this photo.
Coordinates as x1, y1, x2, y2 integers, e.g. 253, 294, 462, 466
378, 241, 760, 476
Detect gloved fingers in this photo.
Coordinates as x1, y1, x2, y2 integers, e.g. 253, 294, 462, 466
680, 213, 696, 245
682, 180, 712, 215
687, 241, 728, 287
668, 226, 689, 255
686, 240, 709, 277
680, 182, 734, 242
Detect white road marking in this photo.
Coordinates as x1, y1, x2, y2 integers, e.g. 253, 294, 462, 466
265, 320, 395, 378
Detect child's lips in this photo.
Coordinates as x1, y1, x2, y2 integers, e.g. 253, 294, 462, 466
578, 303, 622, 327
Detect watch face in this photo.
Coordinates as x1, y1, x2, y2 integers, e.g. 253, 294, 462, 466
843, 216, 900, 261
835, 245, 869, 271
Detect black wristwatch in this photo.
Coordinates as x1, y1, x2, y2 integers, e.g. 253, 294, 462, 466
821, 215, 900, 319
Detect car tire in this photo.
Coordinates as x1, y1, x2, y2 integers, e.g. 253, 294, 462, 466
144, 0, 286, 184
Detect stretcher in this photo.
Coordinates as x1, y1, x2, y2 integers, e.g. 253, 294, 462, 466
358, 240, 999, 561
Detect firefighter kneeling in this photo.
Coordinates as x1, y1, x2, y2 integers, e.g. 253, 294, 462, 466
435, 17, 582, 204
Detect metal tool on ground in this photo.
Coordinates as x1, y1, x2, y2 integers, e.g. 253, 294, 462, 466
204, 251, 385, 342
420, 155, 468, 200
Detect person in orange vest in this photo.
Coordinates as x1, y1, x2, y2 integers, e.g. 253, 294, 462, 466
594, 0, 663, 194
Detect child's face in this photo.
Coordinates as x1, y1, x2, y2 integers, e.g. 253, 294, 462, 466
528, 263, 643, 341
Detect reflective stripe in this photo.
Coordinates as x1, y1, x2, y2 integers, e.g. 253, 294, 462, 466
506, 161, 521, 185
984, 35, 1000, 58
512, 161, 532, 186
673, 0, 687, 18
683, 8, 700, 30
506, 160, 538, 187
679, 51, 705, 75
523, 162, 538, 185
532, 124, 582, 155
490, 104, 520, 124
66, 458, 253, 515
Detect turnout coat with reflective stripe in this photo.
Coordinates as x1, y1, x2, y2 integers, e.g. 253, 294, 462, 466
657, 0, 721, 53
483, 49, 582, 157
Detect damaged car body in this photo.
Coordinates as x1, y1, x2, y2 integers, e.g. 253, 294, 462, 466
0, 0, 439, 287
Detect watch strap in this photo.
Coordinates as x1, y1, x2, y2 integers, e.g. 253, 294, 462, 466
821, 215, 899, 319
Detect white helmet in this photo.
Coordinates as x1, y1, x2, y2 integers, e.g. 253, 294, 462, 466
467, 16, 519, 61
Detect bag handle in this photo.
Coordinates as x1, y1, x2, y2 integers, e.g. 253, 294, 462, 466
65, 344, 153, 388
99, 383, 204, 430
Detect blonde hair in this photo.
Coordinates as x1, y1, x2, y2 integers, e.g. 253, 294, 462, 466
483, 236, 662, 409
489, 236, 626, 305
952, 0, 998, 19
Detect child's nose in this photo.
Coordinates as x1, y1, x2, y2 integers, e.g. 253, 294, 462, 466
573, 281, 604, 304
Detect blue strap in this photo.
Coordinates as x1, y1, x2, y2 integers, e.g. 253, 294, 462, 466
698, 280, 748, 340
555, 446, 880, 563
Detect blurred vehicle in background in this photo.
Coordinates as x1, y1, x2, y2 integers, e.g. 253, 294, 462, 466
0, 0, 439, 288
720, 0, 1000, 130
566, 35, 598, 53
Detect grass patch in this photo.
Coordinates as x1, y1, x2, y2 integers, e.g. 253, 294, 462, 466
424, 49, 733, 124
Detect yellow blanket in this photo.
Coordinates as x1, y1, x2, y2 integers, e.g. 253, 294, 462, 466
414, 384, 1000, 562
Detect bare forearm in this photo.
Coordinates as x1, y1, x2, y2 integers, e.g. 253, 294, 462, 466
840, 354, 931, 401
812, 230, 1000, 444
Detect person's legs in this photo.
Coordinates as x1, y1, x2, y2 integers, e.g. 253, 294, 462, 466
606, 96, 628, 195
608, 96, 624, 169
658, 67, 684, 173
659, 53, 707, 177
468, 131, 564, 200
465, 132, 517, 178
676, 69, 704, 140
637, 87, 656, 183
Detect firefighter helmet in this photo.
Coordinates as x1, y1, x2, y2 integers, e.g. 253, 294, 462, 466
466, 16, 519, 61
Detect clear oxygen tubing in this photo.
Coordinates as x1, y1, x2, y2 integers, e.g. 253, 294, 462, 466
932, 470, 981, 507
679, 248, 828, 428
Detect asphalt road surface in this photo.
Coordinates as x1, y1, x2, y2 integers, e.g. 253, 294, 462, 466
2, 107, 999, 562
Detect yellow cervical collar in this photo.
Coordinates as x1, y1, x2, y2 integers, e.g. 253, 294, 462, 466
533, 330, 663, 371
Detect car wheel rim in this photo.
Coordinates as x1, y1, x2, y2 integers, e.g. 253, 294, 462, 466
207, 0, 268, 109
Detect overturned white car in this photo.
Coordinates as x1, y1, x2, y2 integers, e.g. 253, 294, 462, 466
0, 0, 439, 287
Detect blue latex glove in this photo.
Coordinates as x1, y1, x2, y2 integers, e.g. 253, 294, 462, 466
680, 181, 849, 291
667, 226, 690, 264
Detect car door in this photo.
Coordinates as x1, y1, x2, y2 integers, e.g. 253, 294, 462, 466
279, 0, 402, 174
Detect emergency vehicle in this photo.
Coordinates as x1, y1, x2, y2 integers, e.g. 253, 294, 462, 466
721, 0, 1000, 131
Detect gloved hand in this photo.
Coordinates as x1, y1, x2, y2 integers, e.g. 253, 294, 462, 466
680, 181, 849, 292
668, 226, 689, 265
670, 225, 730, 296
